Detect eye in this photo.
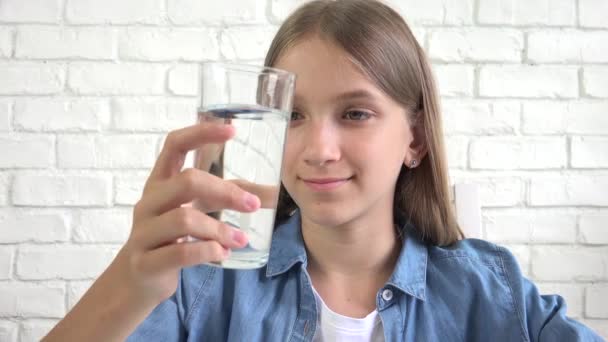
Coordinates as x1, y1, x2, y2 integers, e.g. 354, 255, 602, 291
290, 111, 303, 121
343, 110, 372, 121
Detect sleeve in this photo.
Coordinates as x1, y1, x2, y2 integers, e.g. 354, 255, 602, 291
125, 293, 187, 342
498, 246, 605, 342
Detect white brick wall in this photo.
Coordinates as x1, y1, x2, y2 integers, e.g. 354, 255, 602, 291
15, 27, 116, 60
584, 67, 608, 98
0, 62, 65, 95
527, 30, 608, 63
0, 0, 606, 340
478, 0, 575, 26
434, 64, 475, 97
479, 66, 578, 98
13, 98, 111, 132
579, 0, 608, 28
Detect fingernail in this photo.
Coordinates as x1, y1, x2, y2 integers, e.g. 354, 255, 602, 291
243, 193, 259, 211
231, 228, 247, 245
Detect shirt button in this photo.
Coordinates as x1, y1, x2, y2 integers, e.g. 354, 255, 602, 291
382, 289, 394, 301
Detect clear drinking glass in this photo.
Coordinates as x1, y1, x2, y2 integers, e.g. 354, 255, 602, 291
192, 62, 295, 269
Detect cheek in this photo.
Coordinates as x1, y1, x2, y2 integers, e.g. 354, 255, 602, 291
280, 137, 298, 174
350, 132, 407, 171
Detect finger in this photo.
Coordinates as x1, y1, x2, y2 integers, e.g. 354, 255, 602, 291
228, 179, 279, 209
136, 168, 261, 219
148, 122, 235, 183
142, 240, 230, 273
134, 207, 248, 250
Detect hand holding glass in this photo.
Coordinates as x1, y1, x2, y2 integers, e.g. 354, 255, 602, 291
191, 62, 295, 269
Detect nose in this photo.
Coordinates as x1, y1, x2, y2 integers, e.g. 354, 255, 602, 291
302, 119, 341, 167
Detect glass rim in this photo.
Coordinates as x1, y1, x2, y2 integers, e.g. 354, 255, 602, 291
202, 61, 295, 80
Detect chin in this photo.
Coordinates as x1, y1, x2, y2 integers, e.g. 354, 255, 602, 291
297, 201, 355, 227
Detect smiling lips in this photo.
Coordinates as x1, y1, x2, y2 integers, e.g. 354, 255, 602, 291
301, 177, 352, 191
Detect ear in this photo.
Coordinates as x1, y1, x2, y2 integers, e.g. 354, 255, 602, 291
404, 112, 428, 168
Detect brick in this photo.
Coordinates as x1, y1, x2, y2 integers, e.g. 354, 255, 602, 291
0, 0, 61, 23
0, 173, 8, 206
483, 209, 576, 243
0, 209, 69, 243
112, 98, 197, 132
14, 98, 111, 132
168, 0, 265, 25
115, 172, 147, 205
168, 64, 199, 96
19, 319, 58, 342
269, 0, 309, 22
67, 280, 93, 310
73, 208, 131, 243
583, 67, 608, 98
479, 66, 577, 98
12, 173, 112, 207
0, 282, 65, 317
17, 245, 118, 280
579, 213, 608, 245
0, 62, 64, 95
528, 30, 608, 63
0, 27, 12, 58
119, 28, 219, 62
68, 63, 165, 95
0, 247, 13, 280
433, 65, 474, 97
470, 137, 566, 170
531, 246, 608, 281
57, 134, 158, 169
0, 100, 10, 131
0, 321, 17, 342
529, 173, 608, 206
478, 0, 574, 26
442, 100, 520, 135
445, 136, 467, 169
586, 285, 608, 318
16, 26, 114, 60
571, 137, 608, 168
450, 172, 524, 207
579, 0, 608, 28
536, 283, 583, 318
66, 0, 164, 24
0, 134, 54, 168
502, 244, 530, 276
387, 0, 473, 25
220, 27, 278, 61
522, 101, 608, 135
57, 135, 95, 168
429, 29, 522, 62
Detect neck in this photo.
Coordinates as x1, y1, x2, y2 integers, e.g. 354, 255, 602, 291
301, 210, 403, 317
302, 213, 402, 282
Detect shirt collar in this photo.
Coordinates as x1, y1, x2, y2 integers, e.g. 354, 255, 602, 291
265, 210, 428, 301
387, 221, 428, 301
265, 210, 308, 277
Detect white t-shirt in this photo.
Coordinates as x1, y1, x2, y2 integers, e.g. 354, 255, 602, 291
311, 286, 385, 342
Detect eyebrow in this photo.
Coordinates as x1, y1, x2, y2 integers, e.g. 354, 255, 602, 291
294, 89, 379, 104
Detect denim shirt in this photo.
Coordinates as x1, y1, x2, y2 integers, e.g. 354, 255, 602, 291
127, 211, 603, 342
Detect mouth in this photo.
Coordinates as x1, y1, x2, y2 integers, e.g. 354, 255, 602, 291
300, 176, 353, 191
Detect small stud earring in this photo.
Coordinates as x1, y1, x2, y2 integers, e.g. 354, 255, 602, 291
411, 159, 418, 168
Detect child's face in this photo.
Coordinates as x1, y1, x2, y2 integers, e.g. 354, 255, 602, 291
275, 36, 417, 227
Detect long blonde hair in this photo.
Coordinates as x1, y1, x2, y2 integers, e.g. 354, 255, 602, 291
266, 0, 463, 246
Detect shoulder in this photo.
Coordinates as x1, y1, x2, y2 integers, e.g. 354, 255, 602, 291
177, 263, 290, 322
425, 238, 524, 288
428, 238, 517, 269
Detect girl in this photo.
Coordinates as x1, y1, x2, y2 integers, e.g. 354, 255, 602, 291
44, 1, 603, 341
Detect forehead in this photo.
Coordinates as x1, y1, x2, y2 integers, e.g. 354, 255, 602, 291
273, 37, 388, 105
